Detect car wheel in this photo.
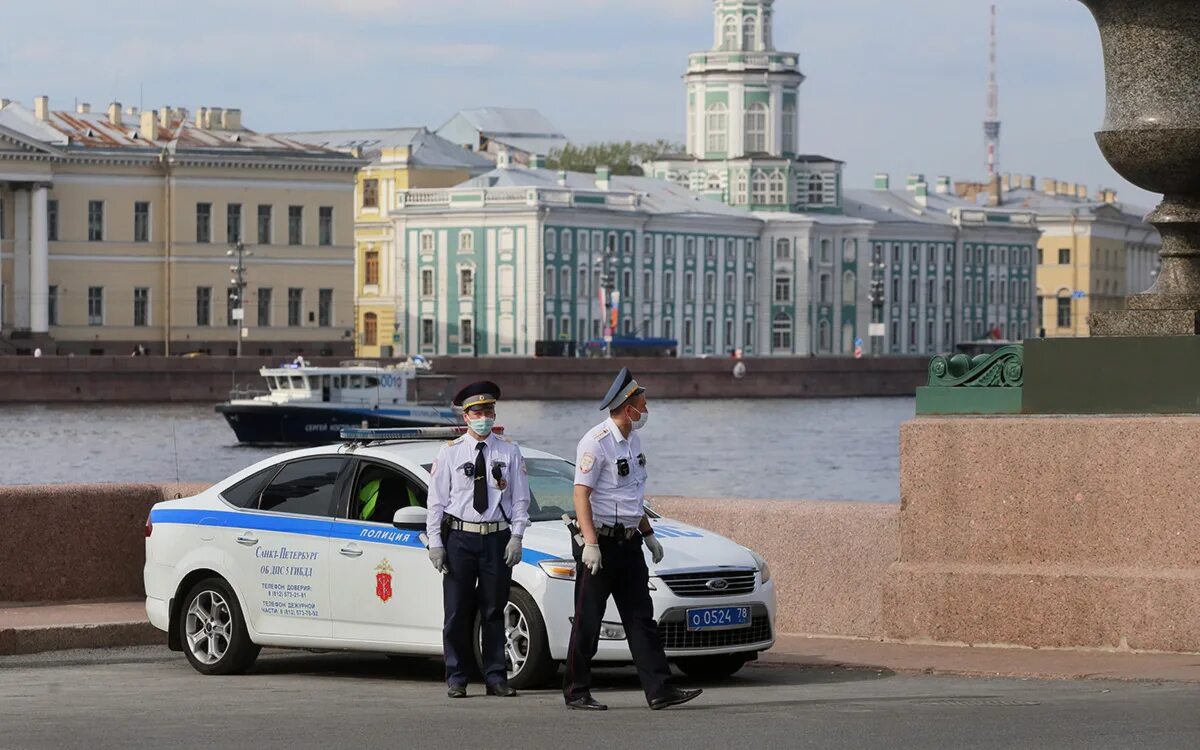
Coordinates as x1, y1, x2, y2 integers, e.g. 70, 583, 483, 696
179, 577, 260, 676
674, 653, 749, 681
474, 587, 556, 690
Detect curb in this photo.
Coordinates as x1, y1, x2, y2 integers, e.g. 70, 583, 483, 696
0, 621, 161, 656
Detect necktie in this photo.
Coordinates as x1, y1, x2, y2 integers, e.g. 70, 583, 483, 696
473, 442, 488, 513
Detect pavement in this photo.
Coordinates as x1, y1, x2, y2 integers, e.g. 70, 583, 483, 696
3, 645, 1200, 749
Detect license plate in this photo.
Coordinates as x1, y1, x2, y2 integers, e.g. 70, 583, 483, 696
685, 606, 751, 631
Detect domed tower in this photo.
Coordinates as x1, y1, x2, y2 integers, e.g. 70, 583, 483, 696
651, 0, 842, 213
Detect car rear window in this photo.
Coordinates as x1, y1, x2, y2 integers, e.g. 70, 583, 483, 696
220, 466, 278, 508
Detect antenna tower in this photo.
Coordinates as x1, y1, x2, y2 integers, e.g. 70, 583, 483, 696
984, 4, 1001, 179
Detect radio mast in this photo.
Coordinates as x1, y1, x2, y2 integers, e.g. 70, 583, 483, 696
984, 4, 1001, 179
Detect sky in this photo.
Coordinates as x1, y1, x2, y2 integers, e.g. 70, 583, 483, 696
0, 0, 1157, 208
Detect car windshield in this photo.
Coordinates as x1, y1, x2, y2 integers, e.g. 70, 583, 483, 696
523, 457, 576, 522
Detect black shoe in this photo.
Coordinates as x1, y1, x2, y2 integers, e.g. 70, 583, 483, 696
487, 682, 517, 697
649, 687, 703, 710
565, 694, 608, 711
447, 685, 467, 699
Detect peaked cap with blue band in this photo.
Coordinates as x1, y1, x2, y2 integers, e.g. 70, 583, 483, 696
453, 380, 501, 411
600, 368, 645, 411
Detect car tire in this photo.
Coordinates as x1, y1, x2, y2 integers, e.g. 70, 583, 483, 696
179, 577, 260, 676
674, 653, 749, 681
474, 587, 556, 690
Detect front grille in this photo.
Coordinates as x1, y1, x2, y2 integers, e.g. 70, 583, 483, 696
658, 568, 757, 598
657, 604, 772, 650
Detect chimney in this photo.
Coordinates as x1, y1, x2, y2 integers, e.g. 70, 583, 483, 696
496, 146, 511, 169
125, 105, 139, 117
595, 165, 611, 191
221, 108, 242, 131
905, 173, 925, 191
0, 98, 10, 109
107, 101, 122, 126
913, 181, 929, 207
988, 173, 1002, 207
34, 95, 49, 121
873, 173, 890, 190
1042, 178, 1058, 195
557, 169, 568, 187
139, 111, 157, 141
934, 176, 951, 194
76, 102, 91, 114
1076, 184, 1088, 199
208, 107, 223, 129
1022, 174, 1035, 190
195, 107, 208, 127
1001, 174, 1011, 191
158, 106, 171, 128
1057, 181, 1071, 196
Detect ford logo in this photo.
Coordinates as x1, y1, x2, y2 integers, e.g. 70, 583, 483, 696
705, 578, 729, 591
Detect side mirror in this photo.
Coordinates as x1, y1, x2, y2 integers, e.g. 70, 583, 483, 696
393, 505, 427, 531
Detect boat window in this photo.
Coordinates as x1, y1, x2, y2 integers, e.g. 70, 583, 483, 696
336, 376, 345, 388
349, 375, 364, 388
365, 376, 380, 388
290, 376, 304, 389
265, 376, 277, 390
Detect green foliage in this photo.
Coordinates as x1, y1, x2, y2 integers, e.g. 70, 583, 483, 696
545, 140, 684, 177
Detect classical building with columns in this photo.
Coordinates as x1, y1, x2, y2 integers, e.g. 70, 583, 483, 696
647, 0, 843, 213
0, 97, 361, 355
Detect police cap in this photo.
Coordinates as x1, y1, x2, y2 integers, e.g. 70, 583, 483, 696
453, 380, 501, 412
600, 367, 645, 411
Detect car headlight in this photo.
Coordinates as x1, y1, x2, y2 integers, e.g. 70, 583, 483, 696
748, 549, 771, 584
538, 558, 577, 580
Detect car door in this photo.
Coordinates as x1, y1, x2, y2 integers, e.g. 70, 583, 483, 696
226, 455, 349, 640
329, 459, 443, 647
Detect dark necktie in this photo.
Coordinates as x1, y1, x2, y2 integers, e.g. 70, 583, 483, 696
473, 442, 488, 513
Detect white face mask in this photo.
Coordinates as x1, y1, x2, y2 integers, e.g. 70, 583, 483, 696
629, 406, 649, 431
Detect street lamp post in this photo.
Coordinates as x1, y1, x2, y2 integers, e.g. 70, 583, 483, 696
601, 240, 616, 358
227, 241, 252, 357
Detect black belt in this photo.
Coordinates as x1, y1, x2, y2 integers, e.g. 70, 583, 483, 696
596, 525, 639, 541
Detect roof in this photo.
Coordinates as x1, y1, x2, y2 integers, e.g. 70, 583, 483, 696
995, 187, 1151, 222
275, 127, 492, 170
843, 189, 958, 226
443, 107, 565, 138
795, 154, 844, 164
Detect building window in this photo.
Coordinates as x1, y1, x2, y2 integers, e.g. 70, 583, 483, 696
134, 201, 151, 243
684, 319, 694, 348
579, 232, 589, 254
319, 289, 333, 327
1038, 247, 1044, 265
288, 206, 303, 245
722, 15, 738, 49
578, 317, 587, 340
664, 236, 675, 262
88, 201, 104, 241
592, 319, 601, 339
257, 288, 272, 327
664, 270, 675, 299
87, 286, 103, 325
644, 270, 653, 300
561, 268, 571, 297
362, 179, 379, 209
257, 205, 272, 244
47, 285, 58, 326
623, 235, 633, 256
975, 279, 983, 305
944, 320, 952, 345
227, 203, 241, 245
772, 312, 792, 351
782, 101, 796, 153
910, 244, 918, 265
363, 313, 378, 346
365, 250, 380, 285
744, 318, 754, 349
706, 103, 728, 153
706, 238, 717, 260
820, 273, 831, 304
686, 237, 696, 260
579, 268, 589, 295
742, 15, 756, 50
808, 175, 824, 206
1059, 247, 1070, 264
820, 238, 831, 264
703, 271, 715, 302
196, 203, 212, 243
544, 316, 555, 341
47, 199, 58, 241
909, 320, 918, 350
318, 207, 333, 246
1057, 297, 1071, 327
288, 288, 302, 327
421, 318, 435, 346
892, 277, 900, 300
460, 268, 474, 297
944, 278, 953, 304
845, 271, 857, 303
545, 267, 556, 297
664, 318, 674, 341
1022, 279, 1029, 304
890, 320, 899, 349
133, 287, 149, 327
421, 269, 434, 297
751, 171, 768, 205
685, 271, 695, 300
461, 318, 474, 349
989, 279, 996, 304
420, 232, 435, 253
927, 277, 934, 301
909, 277, 917, 302
704, 319, 715, 348
927, 320, 935, 352
774, 276, 792, 304
460, 230, 474, 251
744, 274, 754, 302
724, 319, 734, 347
744, 103, 768, 153
227, 286, 239, 328
562, 315, 571, 338
621, 268, 633, 297
928, 245, 937, 264
725, 272, 735, 300
774, 238, 791, 260
1037, 295, 1045, 328
196, 286, 211, 327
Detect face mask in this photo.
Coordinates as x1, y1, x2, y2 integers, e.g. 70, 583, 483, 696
628, 406, 649, 431
468, 417, 494, 437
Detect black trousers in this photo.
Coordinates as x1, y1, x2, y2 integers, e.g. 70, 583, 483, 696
443, 528, 512, 687
563, 534, 673, 702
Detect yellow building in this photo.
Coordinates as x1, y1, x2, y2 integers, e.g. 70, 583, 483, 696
960, 174, 1161, 337
276, 128, 492, 357
0, 97, 363, 356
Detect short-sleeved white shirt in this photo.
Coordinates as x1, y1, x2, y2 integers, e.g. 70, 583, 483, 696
573, 417, 647, 528
426, 432, 530, 548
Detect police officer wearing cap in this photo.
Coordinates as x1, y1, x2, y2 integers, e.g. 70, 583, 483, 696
426, 381, 530, 699
563, 368, 703, 711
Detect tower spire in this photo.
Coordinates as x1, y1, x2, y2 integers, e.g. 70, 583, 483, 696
984, 3, 1001, 179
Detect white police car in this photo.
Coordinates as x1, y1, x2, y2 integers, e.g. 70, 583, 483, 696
144, 428, 776, 688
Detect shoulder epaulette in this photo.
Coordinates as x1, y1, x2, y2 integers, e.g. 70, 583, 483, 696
591, 426, 610, 440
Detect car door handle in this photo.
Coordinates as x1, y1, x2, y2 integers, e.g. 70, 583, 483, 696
339, 544, 363, 558
235, 533, 258, 546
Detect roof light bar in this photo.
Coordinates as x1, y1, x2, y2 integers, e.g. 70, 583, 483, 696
339, 425, 505, 443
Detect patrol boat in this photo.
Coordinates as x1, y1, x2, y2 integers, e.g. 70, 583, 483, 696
215, 358, 460, 445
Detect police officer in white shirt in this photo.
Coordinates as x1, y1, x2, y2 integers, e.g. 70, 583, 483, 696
563, 368, 703, 711
426, 381, 530, 699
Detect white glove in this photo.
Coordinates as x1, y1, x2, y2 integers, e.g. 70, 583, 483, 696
644, 533, 664, 564
429, 546, 448, 574
504, 534, 523, 567
581, 543, 602, 575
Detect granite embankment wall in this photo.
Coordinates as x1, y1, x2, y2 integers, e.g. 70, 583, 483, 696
0, 484, 897, 639
0, 355, 927, 403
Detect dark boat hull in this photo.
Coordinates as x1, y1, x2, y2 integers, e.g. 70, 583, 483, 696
215, 403, 457, 445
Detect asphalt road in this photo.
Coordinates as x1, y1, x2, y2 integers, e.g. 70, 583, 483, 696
2, 647, 1199, 750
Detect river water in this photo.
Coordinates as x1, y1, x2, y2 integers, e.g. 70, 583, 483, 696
0, 398, 913, 502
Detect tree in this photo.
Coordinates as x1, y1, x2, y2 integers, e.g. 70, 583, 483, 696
545, 140, 684, 176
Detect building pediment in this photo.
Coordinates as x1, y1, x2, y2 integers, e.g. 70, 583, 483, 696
0, 124, 64, 158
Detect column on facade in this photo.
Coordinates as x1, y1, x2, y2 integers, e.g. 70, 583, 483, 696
769, 83, 783, 155
30, 184, 49, 333
728, 81, 745, 158
12, 187, 30, 330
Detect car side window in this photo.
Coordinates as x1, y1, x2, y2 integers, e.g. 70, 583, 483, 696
351, 462, 428, 524
259, 457, 346, 517
220, 466, 278, 509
